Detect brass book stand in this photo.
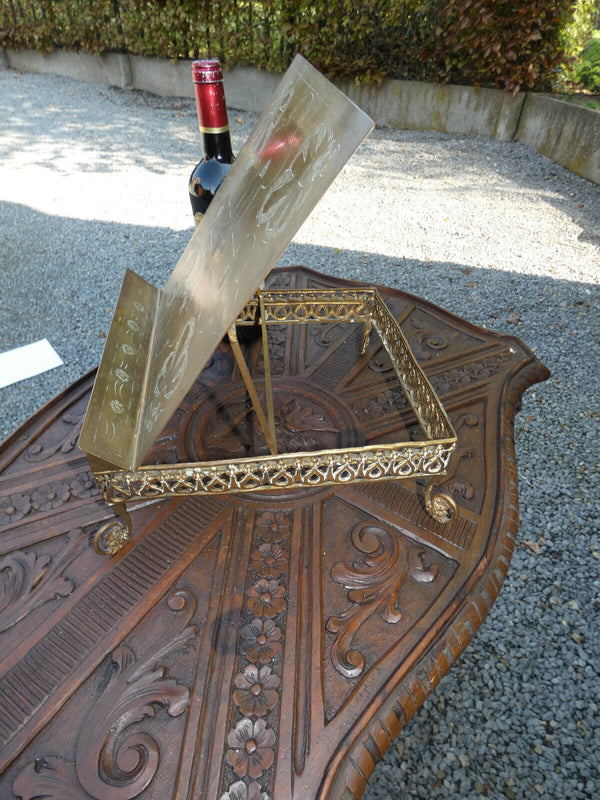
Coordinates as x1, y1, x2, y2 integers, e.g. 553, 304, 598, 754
79, 56, 458, 556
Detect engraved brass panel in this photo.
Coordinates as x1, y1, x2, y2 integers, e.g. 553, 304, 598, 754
78, 269, 159, 466
81, 55, 374, 471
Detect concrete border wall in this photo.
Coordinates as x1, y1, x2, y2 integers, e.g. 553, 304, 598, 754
2, 47, 598, 185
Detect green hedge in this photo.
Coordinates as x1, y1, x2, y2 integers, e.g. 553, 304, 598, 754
0, 0, 578, 92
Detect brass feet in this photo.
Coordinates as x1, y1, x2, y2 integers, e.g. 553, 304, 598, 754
93, 504, 132, 555
424, 483, 458, 525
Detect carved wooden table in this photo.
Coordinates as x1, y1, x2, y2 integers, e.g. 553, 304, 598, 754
0, 267, 549, 800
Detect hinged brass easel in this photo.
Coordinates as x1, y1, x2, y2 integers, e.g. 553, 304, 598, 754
79, 56, 457, 555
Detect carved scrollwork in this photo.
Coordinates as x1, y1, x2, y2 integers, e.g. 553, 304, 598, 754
0, 533, 82, 634
13, 756, 89, 800
75, 590, 196, 798
327, 523, 408, 678
327, 522, 437, 679
13, 589, 198, 800
25, 409, 85, 462
313, 320, 350, 347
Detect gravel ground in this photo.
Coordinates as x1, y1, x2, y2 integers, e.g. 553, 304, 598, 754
0, 66, 599, 799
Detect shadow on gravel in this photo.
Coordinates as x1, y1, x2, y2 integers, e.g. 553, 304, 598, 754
1, 199, 598, 443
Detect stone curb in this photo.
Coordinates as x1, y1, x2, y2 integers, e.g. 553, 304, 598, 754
2, 47, 598, 185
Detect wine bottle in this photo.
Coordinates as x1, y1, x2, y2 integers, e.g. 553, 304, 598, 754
189, 58, 234, 226
189, 60, 261, 343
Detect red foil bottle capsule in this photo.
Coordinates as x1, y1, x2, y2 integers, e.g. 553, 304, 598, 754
189, 59, 234, 225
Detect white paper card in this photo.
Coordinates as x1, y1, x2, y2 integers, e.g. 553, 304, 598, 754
0, 339, 63, 389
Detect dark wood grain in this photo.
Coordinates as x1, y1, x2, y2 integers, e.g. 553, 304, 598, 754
0, 267, 549, 800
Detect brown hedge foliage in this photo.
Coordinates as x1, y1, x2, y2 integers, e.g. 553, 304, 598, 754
431, 0, 575, 93
0, 0, 576, 92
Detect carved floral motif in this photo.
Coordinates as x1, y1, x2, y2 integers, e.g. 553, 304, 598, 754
254, 326, 288, 376
247, 579, 286, 618
226, 718, 276, 779
0, 494, 31, 523
220, 780, 269, 800
250, 544, 288, 580
254, 511, 291, 543
220, 510, 291, 800
0, 474, 99, 528
233, 665, 281, 717
203, 393, 337, 457
432, 354, 510, 395
31, 481, 70, 512
239, 618, 283, 664
352, 386, 408, 422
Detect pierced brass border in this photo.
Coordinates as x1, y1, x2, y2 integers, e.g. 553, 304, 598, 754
87, 288, 458, 553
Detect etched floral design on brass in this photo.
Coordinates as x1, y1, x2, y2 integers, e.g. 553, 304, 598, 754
226, 717, 276, 779
240, 618, 283, 664
13, 589, 197, 799
233, 664, 281, 717
247, 579, 286, 618
327, 521, 438, 678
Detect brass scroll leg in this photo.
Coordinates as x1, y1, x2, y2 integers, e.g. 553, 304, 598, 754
359, 318, 372, 355
423, 482, 458, 524
93, 503, 132, 556
422, 447, 460, 525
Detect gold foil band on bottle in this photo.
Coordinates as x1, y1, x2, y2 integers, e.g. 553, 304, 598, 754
199, 123, 230, 134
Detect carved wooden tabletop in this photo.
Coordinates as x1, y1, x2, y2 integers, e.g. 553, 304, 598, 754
0, 267, 549, 800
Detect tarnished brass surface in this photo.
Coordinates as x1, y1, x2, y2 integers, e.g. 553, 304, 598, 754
80, 55, 374, 471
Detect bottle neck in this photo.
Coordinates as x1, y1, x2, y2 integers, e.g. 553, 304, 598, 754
193, 79, 233, 163
201, 130, 233, 162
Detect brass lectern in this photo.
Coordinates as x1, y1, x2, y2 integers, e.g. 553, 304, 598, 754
79, 56, 457, 555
